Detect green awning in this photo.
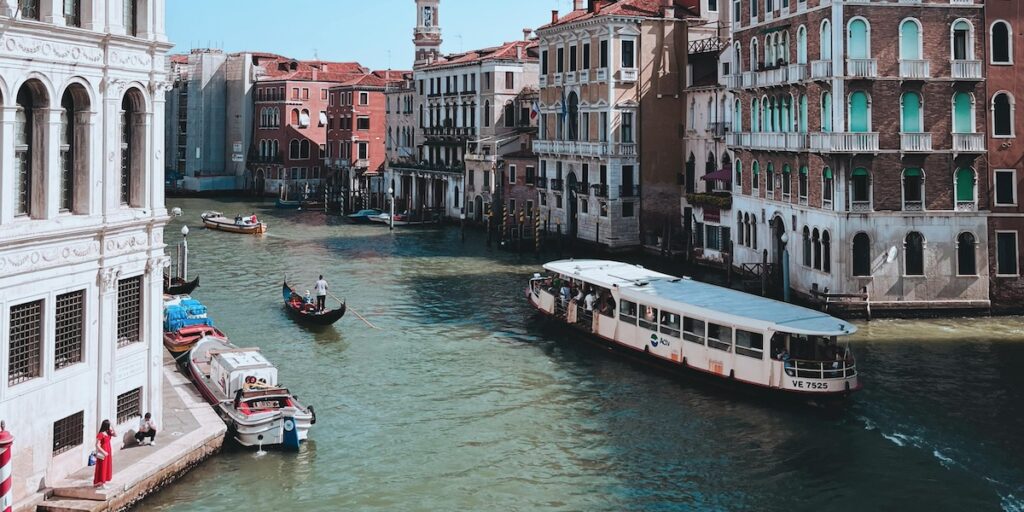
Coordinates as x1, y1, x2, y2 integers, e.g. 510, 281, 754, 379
800, 166, 809, 175
823, 167, 833, 179
852, 168, 869, 177
783, 164, 792, 174
904, 167, 922, 177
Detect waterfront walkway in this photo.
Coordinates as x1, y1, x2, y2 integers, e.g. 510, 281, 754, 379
33, 356, 226, 512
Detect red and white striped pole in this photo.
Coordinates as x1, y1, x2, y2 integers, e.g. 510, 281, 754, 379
0, 421, 14, 512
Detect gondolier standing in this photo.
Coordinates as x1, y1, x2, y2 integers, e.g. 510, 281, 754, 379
314, 275, 328, 312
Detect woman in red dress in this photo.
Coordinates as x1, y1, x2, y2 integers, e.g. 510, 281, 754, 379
93, 419, 116, 488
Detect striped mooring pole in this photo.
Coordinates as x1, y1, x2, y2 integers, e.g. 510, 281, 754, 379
0, 421, 14, 512
534, 207, 541, 253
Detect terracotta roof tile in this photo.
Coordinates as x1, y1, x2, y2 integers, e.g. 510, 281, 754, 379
539, 0, 698, 30
422, 40, 538, 69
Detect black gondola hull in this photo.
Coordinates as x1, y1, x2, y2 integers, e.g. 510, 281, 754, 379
165, 276, 200, 295
282, 281, 346, 325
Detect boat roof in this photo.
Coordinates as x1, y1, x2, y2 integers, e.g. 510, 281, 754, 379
542, 260, 857, 337
214, 348, 275, 372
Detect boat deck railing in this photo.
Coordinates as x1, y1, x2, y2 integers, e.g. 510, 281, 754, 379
784, 359, 857, 380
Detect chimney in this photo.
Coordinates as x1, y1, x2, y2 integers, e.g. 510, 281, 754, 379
516, 45, 523, 60
588, 0, 597, 13
523, 28, 532, 41
551, 9, 559, 24
574, 0, 585, 10
661, 0, 674, 18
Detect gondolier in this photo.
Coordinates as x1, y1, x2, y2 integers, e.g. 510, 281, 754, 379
314, 275, 328, 312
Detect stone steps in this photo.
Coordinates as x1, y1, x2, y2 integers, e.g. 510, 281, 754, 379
36, 498, 104, 512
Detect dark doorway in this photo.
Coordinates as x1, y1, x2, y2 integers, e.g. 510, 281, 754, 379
566, 171, 578, 238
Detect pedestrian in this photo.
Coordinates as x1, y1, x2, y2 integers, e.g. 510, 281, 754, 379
93, 419, 116, 489
134, 413, 158, 446
314, 275, 328, 312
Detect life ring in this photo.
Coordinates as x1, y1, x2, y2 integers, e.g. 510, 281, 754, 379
245, 376, 257, 385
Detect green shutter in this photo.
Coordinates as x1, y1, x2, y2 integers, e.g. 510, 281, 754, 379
850, 92, 869, 133
823, 167, 833, 179
753, 161, 759, 175
900, 21, 920, 60
904, 167, 922, 177
800, 166, 809, 175
848, 20, 869, 60
902, 92, 921, 133
799, 95, 808, 133
956, 168, 975, 201
852, 168, 868, 177
783, 164, 792, 174
954, 93, 973, 133
822, 92, 832, 132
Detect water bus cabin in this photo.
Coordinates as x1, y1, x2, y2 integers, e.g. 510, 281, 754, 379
528, 260, 860, 398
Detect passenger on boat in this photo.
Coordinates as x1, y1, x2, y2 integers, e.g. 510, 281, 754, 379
584, 290, 595, 312
559, 284, 571, 308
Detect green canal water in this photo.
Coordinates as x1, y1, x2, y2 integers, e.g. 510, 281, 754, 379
145, 198, 1024, 512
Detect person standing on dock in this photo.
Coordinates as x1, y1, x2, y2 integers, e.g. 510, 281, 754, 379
315, 275, 328, 312
93, 419, 116, 489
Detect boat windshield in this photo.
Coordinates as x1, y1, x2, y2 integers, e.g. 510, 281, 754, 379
770, 332, 856, 379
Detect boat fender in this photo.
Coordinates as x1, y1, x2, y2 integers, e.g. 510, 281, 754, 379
309, 405, 317, 425
644, 346, 649, 353
729, 369, 735, 379
245, 376, 257, 385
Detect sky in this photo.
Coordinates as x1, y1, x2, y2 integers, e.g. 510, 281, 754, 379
166, 0, 576, 71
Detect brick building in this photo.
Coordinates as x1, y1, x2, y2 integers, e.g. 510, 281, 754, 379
326, 70, 408, 212
985, 1, 1023, 312
534, 0, 693, 249
726, 0, 990, 311
250, 57, 368, 197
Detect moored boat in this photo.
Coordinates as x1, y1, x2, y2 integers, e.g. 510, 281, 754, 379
201, 211, 267, 234
347, 209, 383, 224
187, 335, 315, 450
163, 295, 216, 354
163, 324, 225, 354
282, 281, 346, 326
528, 260, 860, 399
164, 275, 200, 295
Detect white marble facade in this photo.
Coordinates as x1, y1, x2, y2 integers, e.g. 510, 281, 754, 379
0, 0, 171, 504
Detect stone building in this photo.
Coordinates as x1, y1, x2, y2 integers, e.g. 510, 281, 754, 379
984, 1, 1023, 312
0, 0, 171, 505
726, 0, 990, 311
164, 49, 257, 192
384, 74, 417, 190
386, 0, 539, 221
534, 0, 693, 249
249, 57, 368, 197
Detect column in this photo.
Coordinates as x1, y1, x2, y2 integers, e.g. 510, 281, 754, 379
95, 268, 121, 436
144, 257, 166, 426
42, 108, 62, 219
40, 0, 63, 25
77, 110, 99, 217
0, 107, 15, 225
108, 0, 125, 35
103, 86, 123, 215
149, 86, 168, 211
0, 0, 14, 17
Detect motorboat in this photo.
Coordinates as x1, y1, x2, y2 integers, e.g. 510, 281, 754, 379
347, 209, 384, 224
163, 324, 225, 355
201, 211, 267, 234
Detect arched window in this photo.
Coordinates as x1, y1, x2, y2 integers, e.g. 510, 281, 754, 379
735, 42, 742, 73
902, 168, 925, 211
848, 91, 869, 132
768, 97, 777, 131
802, 226, 812, 266
121, 88, 145, 207
289, 139, 300, 159
847, 18, 870, 60
737, 212, 744, 247
761, 95, 769, 132
851, 168, 871, 209
812, 228, 821, 270
765, 35, 774, 66
734, 99, 742, 132
300, 140, 310, 159
901, 92, 923, 133
15, 82, 48, 217
752, 161, 760, 190
905, 231, 925, 276
735, 160, 743, 189
260, 140, 267, 158
272, 140, 279, 157
797, 25, 808, 64
853, 233, 871, 276
900, 19, 922, 61
798, 166, 808, 200
454, 186, 460, 208
781, 96, 791, 132
799, 94, 808, 133
781, 164, 791, 196
821, 91, 832, 132
820, 20, 832, 60
992, 21, 1012, 64
822, 167, 834, 206
957, 232, 977, 275
751, 98, 760, 132
953, 92, 975, 133
291, 109, 300, 126
766, 163, 775, 192
60, 84, 90, 214
993, 92, 1014, 137
955, 167, 976, 209
484, 100, 490, 127
751, 38, 759, 71
822, 231, 831, 273
299, 109, 310, 128
743, 213, 752, 247
952, 20, 973, 60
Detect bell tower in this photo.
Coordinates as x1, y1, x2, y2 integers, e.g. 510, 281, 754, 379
413, 0, 442, 68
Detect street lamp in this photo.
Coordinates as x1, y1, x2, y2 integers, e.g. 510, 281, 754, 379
180, 225, 190, 281
388, 187, 395, 231
779, 232, 790, 303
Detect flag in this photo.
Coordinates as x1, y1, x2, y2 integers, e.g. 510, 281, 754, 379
531, 100, 540, 120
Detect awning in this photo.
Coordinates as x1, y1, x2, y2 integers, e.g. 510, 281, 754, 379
702, 169, 733, 182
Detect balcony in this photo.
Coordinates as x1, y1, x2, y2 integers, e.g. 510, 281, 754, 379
579, 70, 590, 84
750, 132, 786, 150
847, 59, 878, 78
742, 71, 755, 88
950, 0, 973, 4
850, 201, 872, 213
620, 68, 639, 82
725, 73, 743, 89
708, 122, 731, 138
592, 183, 609, 198
550, 178, 564, 191
756, 66, 788, 87
596, 68, 608, 81
532, 140, 637, 158
952, 133, 985, 153
899, 59, 931, 79
539, 75, 548, 87
956, 201, 977, 212
951, 60, 983, 80
810, 60, 833, 79
809, 132, 880, 153
536, 177, 548, 189
901, 133, 932, 152
903, 200, 923, 212
554, 72, 563, 86
565, 71, 577, 84
620, 184, 640, 197
354, 158, 370, 169
786, 132, 808, 151
788, 63, 808, 82
685, 192, 732, 210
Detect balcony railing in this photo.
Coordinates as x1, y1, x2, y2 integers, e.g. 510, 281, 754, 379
539, 75, 548, 87
786, 132, 808, 151
565, 71, 577, 84
550, 178, 564, 191
951, 60, 983, 80
809, 132, 880, 153
956, 201, 977, 212
536, 177, 548, 189
554, 72, 563, 86
620, 184, 640, 197
742, 71, 755, 88
950, 0, 973, 4
899, 59, 930, 79
596, 68, 608, 81
532, 140, 636, 158
847, 59, 878, 78
810, 60, 833, 79
725, 73, 743, 89
757, 66, 789, 87
708, 122, 731, 138
788, 63, 808, 82
579, 70, 590, 84
750, 132, 786, 150
850, 200, 872, 213
620, 68, 639, 82
592, 184, 609, 198
952, 133, 985, 153
901, 132, 932, 152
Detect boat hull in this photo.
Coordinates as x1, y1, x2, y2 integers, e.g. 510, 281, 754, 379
163, 325, 224, 354
201, 216, 267, 234
164, 275, 200, 295
282, 282, 346, 325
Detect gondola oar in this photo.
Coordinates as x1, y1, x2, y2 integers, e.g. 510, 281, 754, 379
330, 291, 377, 329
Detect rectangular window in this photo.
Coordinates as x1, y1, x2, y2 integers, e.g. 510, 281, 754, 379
555, 194, 563, 209
55, 290, 85, 370
997, 231, 1019, 276
356, 117, 370, 130
660, 311, 681, 337
638, 305, 658, 330
509, 165, 517, 184
302, 88, 309, 100
621, 112, 634, 143
600, 112, 609, 142
622, 201, 635, 217
619, 300, 638, 324
117, 276, 142, 347
600, 40, 609, 68
557, 47, 565, 73
709, 0, 718, 11
123, 0, 137, 36
527, 200, 534, 214
542, 50, 549, 75
751, 0, 759, 17
621, 39, 636, 69
569, 45, 578, 72
683, 317, 705, 344
19, 0, 40, 19
359, 92, 369, 105
321, 89, 328, 100
583, 43, 591, 70
64, 0, 81, 27
581, 112, 590, 141
995, 169, 1017, 206
358, 142, 368, 159
116, 387, 142, 425
707, 323, 733, 352
9, 299, 43, 386
706, 225, 721, 251
292, 88, 299, 99
735, 330, 764, 359
505, 72, 514, 90
580, 197, 589, 214
52, 411, 84, 456
509, 199, 516, 214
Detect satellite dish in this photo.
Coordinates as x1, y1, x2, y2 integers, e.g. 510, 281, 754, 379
886, 246, 898, 263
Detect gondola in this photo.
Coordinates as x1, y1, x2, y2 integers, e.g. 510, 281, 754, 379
282, 281, 346, 325
164, 275, 200, 295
